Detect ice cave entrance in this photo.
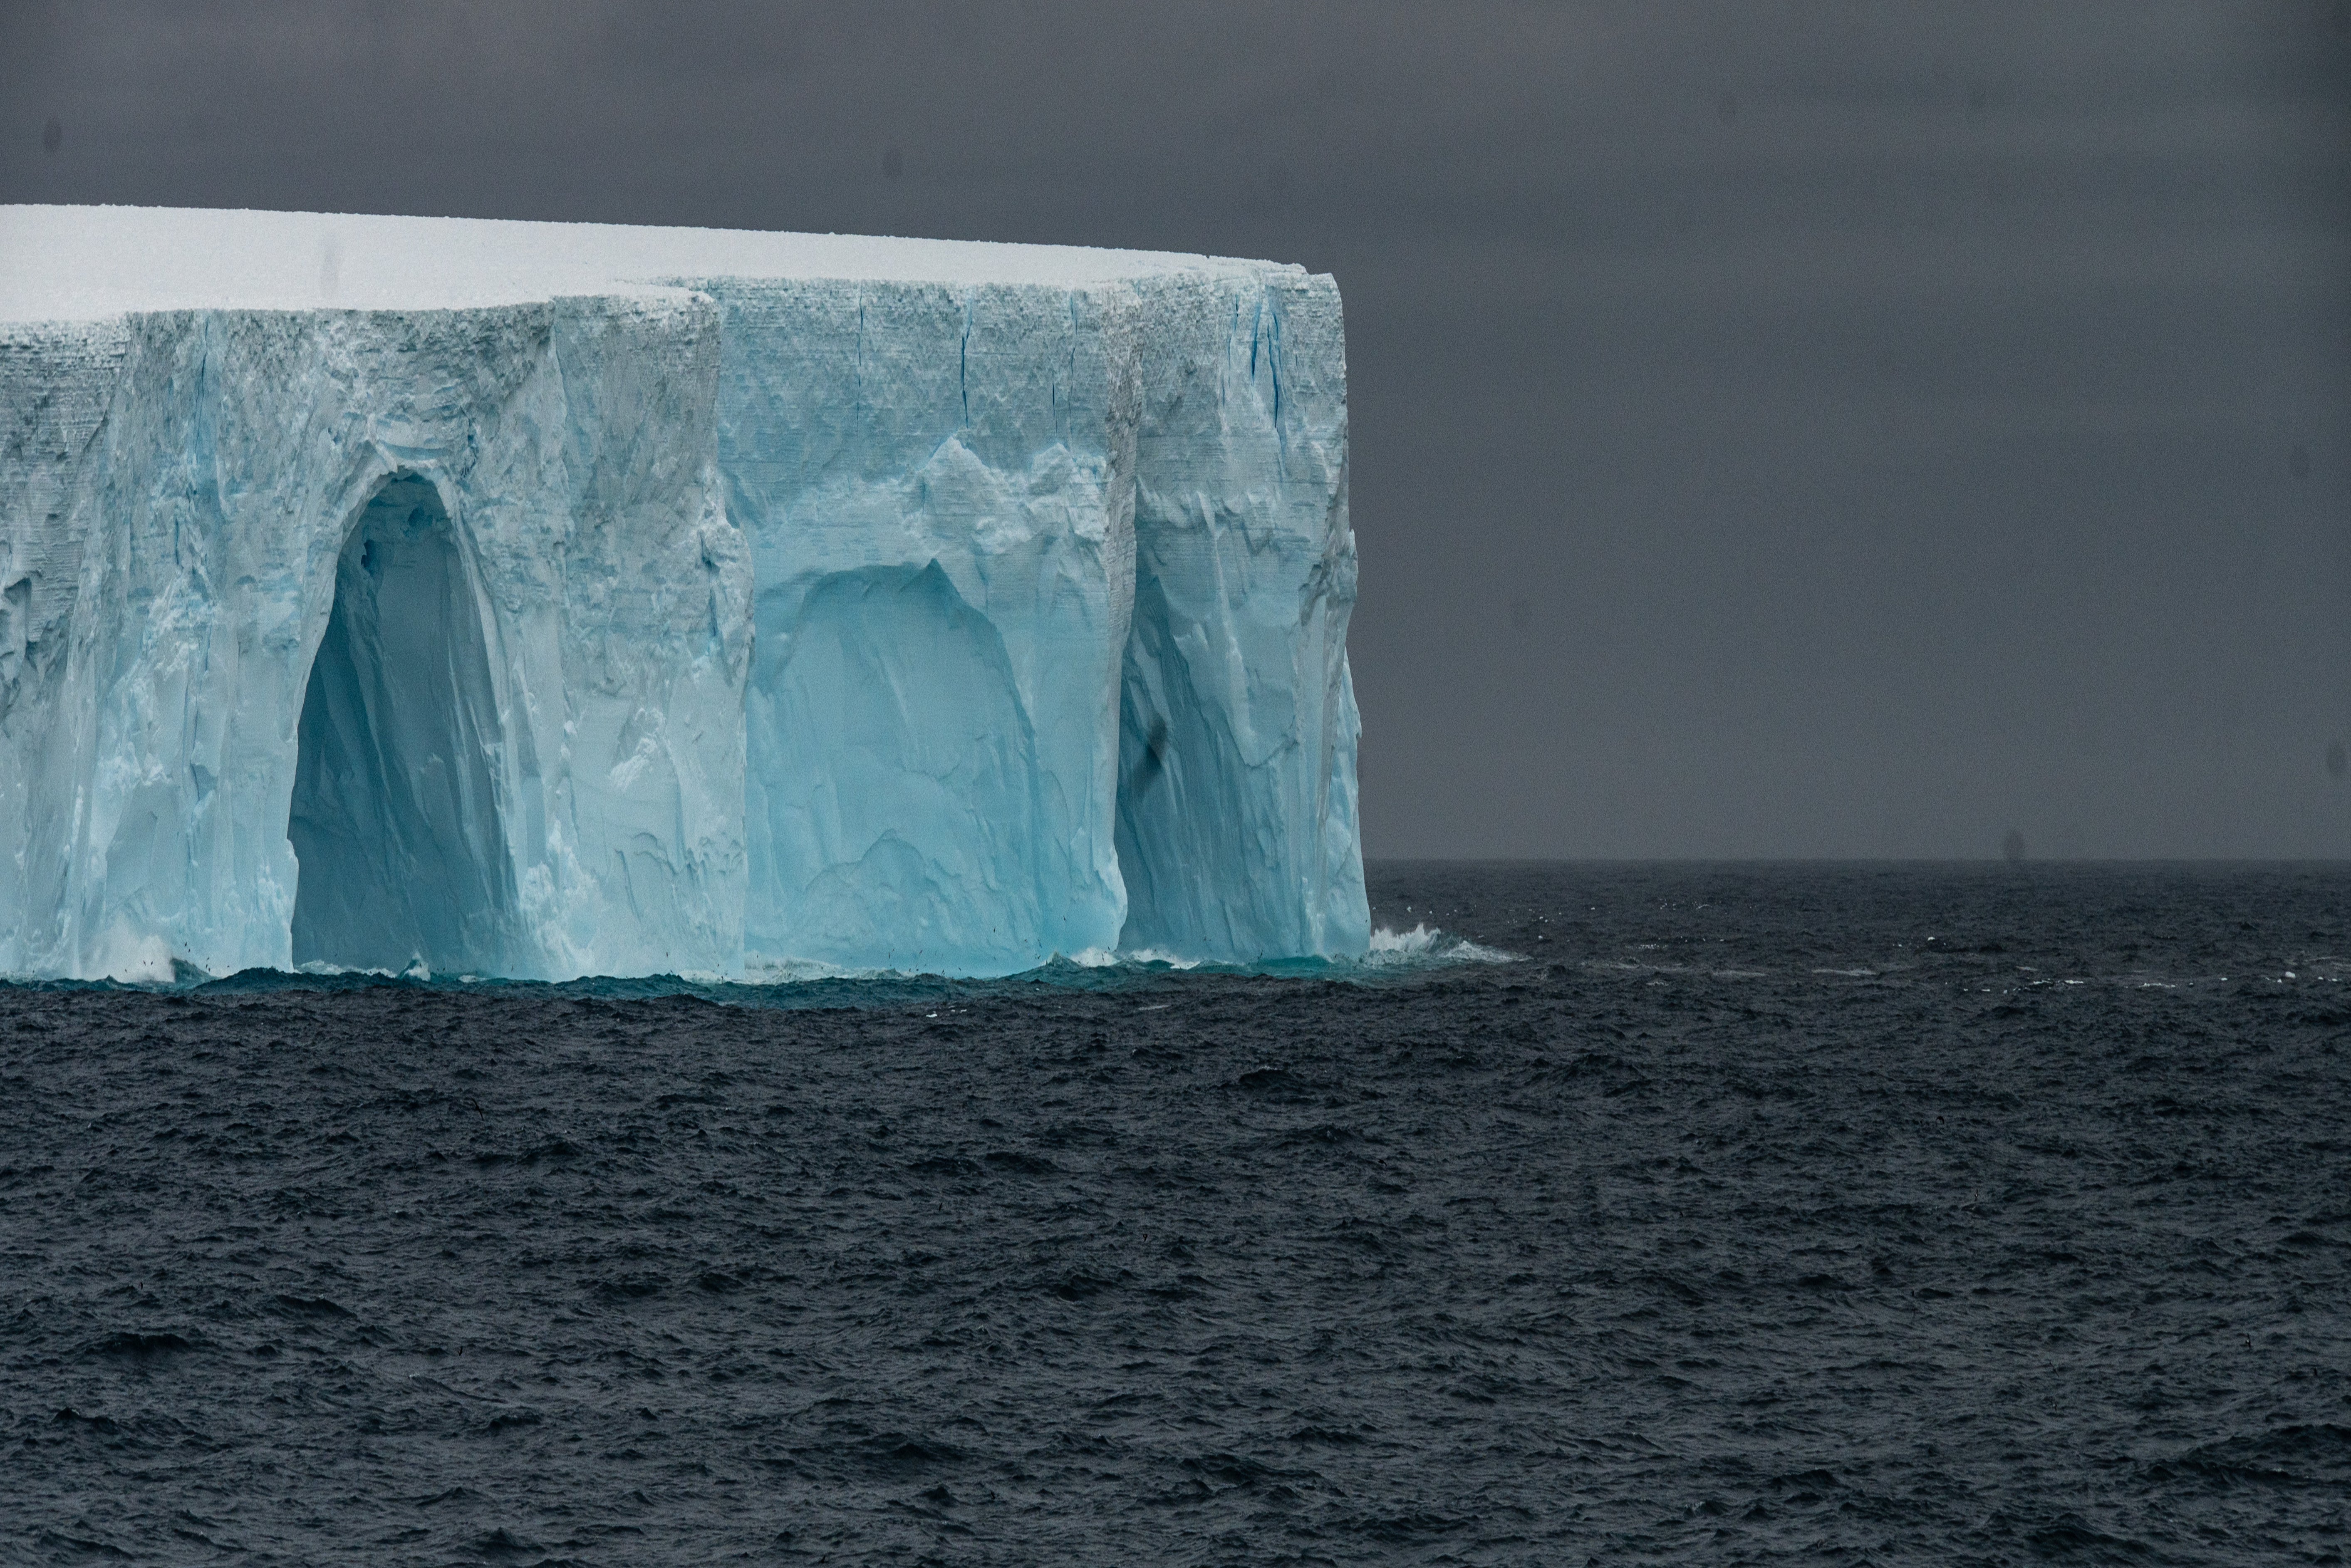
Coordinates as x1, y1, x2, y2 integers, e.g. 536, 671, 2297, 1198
287, 475, 520, 975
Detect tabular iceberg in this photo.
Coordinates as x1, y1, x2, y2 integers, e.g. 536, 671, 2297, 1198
0, 206, 1367, 982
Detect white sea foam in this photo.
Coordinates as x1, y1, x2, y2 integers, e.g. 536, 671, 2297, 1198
1114, 949, 1204, 971
1363, 923, 1520, 968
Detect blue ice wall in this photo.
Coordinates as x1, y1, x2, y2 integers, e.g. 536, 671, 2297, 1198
1116, 272, 1368, 963
696, 269, 1364, 976
696, 277, 1142, 976
1, 224, 1364, 981
0, 295, 750, 981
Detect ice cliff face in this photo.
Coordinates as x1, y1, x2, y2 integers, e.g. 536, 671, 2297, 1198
0, 292, 748, 982
701, 278, 1142, 977
1120, 271, 1362, 962
0, 207, 1366, 981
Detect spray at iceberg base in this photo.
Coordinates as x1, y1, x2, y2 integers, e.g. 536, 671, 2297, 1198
0, 207, 1369, 983
79, 924, 1519, 1008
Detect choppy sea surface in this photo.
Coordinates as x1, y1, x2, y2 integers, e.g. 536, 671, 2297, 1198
4, 862, 2349, 1566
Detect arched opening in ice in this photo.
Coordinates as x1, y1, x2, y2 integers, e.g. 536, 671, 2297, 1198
746, 561, 1047, 973
287, 475, 519, 975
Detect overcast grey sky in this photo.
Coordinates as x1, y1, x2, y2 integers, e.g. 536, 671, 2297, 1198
6, 1, 2348, 858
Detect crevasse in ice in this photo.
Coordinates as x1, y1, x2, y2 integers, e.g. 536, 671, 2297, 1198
0, 207, 1368, 981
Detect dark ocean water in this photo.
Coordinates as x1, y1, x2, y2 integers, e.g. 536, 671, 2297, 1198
5, 862, 2349, 1566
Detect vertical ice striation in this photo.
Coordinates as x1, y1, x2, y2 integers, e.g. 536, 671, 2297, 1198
0, 206, 1364, 981
1117, 271, 1367, 962
0, 315, 127, 978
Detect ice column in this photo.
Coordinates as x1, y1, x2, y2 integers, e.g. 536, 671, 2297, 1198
1116, 270, 1369, 962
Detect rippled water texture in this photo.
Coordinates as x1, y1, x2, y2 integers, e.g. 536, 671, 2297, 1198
5, 863, 2349, 1564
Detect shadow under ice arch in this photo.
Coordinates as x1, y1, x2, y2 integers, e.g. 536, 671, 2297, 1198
748, 560, 1055, 974
286, 473, 524, 975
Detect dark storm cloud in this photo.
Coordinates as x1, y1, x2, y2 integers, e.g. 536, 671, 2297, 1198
6, 1, 2347, 856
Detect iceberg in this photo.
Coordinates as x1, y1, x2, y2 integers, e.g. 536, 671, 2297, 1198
0, 206, 1367, 981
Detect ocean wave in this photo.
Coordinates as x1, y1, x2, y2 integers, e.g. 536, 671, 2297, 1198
1360, 922, 1521, 968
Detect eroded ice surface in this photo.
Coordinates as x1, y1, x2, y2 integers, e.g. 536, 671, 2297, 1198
0, 206, 1367, 981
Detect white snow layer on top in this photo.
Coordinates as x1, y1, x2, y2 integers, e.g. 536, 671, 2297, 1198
0, 205, 1272, 321
0, 206, 1366, 981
